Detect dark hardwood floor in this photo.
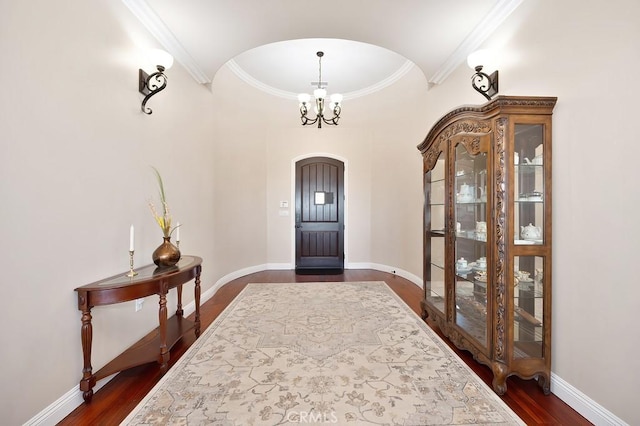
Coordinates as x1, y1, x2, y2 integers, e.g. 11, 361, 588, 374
60, 269, 591, 425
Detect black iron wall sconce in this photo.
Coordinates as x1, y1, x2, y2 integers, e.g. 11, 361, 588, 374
468, 50, 499, 101
139, 49, 174, 115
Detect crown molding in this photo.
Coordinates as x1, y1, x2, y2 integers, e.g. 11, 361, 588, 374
226, 60, 298, 100
428, 0, 525, 85
122, 0, 211, 84
227, 58, 415, 101
343, 60, 414, 100
124, 0, 522, 89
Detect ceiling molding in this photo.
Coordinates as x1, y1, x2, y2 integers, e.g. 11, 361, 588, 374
122, 0, 211, 84
428, 0, 525, 85
226, 60, 297, 100
226, 58, 415, 101
343, 60, 415, 100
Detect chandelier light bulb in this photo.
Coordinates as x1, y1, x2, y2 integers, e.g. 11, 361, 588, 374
298, 93, 311, 104
313, 88, 327, 100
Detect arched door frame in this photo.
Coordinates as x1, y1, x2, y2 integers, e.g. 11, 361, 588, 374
290, 152, 349, 268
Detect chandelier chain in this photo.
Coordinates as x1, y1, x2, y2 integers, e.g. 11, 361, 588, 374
317, 52, 322, 88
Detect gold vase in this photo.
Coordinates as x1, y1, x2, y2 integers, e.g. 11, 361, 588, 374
152, 236, 181, 268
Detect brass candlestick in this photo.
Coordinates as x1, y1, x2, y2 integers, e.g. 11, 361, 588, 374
126, 250, 138, 277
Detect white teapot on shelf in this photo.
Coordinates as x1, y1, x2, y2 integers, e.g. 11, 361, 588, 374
523, 155, 543, 165
521, 223, 542, 240
457, 184, 474, 202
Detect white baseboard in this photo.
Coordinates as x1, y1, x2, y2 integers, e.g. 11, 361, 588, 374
346, 261, 423, 288
550, 372, 628, 425
27, 263, 624, 426
24, 374, 115, 426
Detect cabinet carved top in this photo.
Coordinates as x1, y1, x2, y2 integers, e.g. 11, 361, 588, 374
417, 96, 557, 154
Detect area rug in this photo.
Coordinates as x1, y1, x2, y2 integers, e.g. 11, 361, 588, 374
122, 282, 524, 425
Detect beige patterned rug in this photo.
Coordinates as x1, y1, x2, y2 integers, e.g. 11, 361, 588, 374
122, 282, 524, 425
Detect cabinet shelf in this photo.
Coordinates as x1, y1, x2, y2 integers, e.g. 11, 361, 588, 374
431, 261, 445, 270
455, 200, 487, 205
516, 199, 543, 203
515, 164, 544, 170
514, 306, 542, 327
515, 282, 543, 298
456, 232, 487, 242
514, 239, 543, 245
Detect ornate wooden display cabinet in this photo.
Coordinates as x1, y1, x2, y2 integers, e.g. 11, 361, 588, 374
418, 96, 556, 395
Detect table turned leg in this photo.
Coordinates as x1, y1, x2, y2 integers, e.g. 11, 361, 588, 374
158, 286, 169, 373
176, 284, 183, 317
194, 269, 201, 337
79, 301, 96, 402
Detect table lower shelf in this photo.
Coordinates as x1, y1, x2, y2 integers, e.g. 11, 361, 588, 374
94, 315, 195, 381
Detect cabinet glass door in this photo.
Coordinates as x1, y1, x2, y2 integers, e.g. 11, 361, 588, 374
513, 255, 545, 358
514, 124, 545, 245
425, 154, 445, 314
512, 122, 548, 359
453, 143, 488, 346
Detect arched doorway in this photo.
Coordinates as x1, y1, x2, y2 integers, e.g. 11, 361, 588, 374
294, 157, 345, 273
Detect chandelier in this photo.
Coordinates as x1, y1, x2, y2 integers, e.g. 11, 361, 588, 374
297, 51, 343, 128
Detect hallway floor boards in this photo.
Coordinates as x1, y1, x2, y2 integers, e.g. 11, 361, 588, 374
60, 269, 590, 425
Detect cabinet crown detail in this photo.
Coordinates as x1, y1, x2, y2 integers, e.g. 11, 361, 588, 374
418, 96, 557, 153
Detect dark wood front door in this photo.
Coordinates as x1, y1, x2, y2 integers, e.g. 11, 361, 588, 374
295, 157, 344, 272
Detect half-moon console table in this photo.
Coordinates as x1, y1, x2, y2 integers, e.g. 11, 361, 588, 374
74, 255, 202, 402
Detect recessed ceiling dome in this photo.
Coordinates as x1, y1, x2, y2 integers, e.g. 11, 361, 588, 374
226, 39, 414, 100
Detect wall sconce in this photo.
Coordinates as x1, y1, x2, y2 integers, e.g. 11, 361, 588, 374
467, 50, 498, 101
139, 49, 174, 114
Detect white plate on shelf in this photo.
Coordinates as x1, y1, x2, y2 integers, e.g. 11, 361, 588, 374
525, 238, 543, 244
515, 239, 540, 245
456, 197, 474, 203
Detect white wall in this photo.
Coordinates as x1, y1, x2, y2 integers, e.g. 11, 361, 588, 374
0, 1, 218, 424
421, 1, 640, 424
208, 65, 428, 277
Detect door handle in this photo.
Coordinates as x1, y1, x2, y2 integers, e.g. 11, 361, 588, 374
295, 224, 302, 229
